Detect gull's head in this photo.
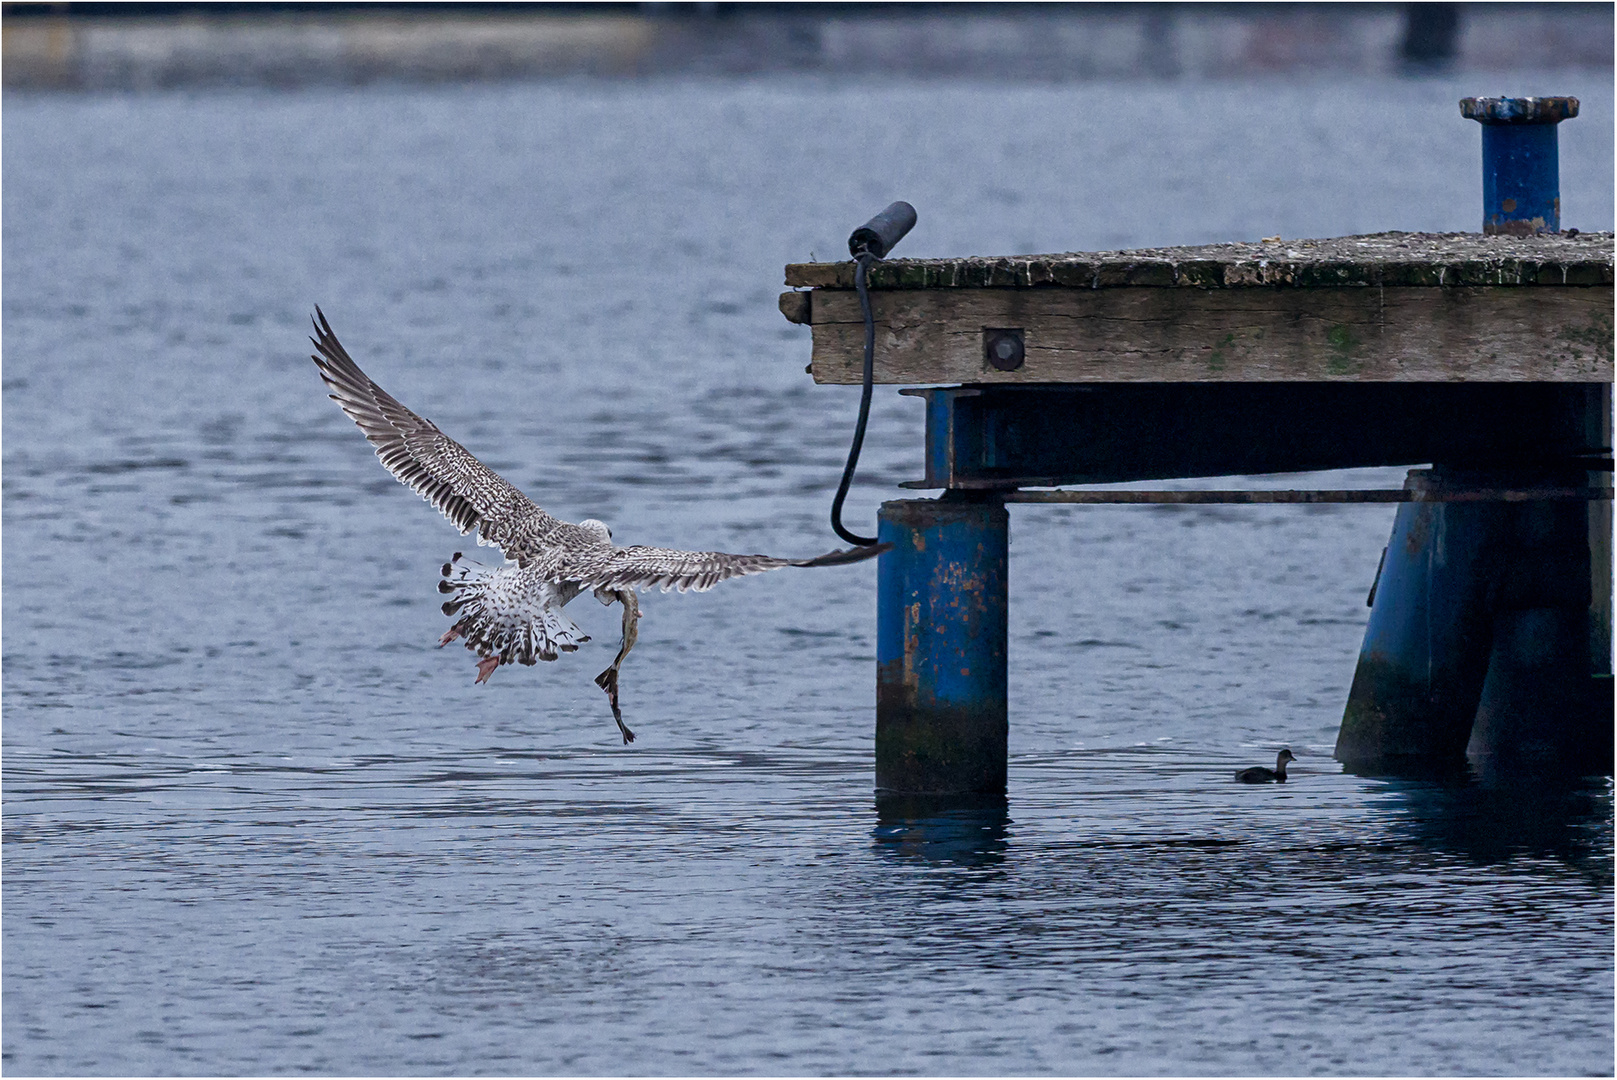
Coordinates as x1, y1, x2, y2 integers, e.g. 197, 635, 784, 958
578, 518, 613, 544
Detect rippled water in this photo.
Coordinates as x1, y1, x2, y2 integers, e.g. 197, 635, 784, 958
4, 74, 1613, 1075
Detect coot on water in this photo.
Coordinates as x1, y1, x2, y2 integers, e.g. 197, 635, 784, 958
1236, 748, 1296, 783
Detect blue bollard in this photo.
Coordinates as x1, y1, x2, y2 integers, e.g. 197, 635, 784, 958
876, 498, 1008, 795
1460, 96, 1578, 235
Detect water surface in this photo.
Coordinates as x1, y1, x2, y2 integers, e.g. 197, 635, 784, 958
4, 74, 1612, 1075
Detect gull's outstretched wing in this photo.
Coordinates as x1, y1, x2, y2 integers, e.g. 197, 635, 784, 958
309, 307, 557, 561
557, 541, 890, 594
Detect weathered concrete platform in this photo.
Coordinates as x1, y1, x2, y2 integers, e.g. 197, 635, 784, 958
782, 231, 1614, 384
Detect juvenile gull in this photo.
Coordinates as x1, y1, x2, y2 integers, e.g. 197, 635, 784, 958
309, 307, 884, 744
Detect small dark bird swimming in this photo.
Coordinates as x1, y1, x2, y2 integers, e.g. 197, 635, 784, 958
1235, 748, 1296, 783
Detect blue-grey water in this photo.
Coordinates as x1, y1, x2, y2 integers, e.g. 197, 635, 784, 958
4, 73, 1613, 1076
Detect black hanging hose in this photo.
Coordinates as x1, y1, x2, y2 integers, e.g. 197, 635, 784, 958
829, 252, 881, 547
829, 201, 916, 547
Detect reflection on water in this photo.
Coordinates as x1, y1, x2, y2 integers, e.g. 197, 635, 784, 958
1379, 775, 1615, 876
873, 794, 1012, 868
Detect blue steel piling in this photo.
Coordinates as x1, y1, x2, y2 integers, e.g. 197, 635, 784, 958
1338, 467, 1609, 776
876, 499, 1009, 795
1464, 465, 1610, 781
1338, 470, 1517, 772
1460, 96, 1578, 235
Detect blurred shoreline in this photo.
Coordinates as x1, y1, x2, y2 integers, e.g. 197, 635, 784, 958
3, 1, 1611, 90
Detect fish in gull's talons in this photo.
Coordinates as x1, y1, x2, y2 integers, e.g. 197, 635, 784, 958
593, 586, 639, 744
308, 307, 888, 743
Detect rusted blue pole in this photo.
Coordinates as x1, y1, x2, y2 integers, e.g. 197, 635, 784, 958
1461, 96, 1578, 235
1466, 477, 1609, 782
1337, 466, 1610, 777
876, 498, 1008, 795
1336, 470, 1504, 773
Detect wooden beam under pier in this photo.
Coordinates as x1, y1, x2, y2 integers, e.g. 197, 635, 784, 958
784, 232, 1614, 385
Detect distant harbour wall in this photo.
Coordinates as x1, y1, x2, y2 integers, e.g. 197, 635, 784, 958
2, 2, 1611, 89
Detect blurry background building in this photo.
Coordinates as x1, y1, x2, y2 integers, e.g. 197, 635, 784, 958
3, 2, 1611, 89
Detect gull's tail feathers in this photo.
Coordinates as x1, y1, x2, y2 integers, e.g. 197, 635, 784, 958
436, 553, 588, 677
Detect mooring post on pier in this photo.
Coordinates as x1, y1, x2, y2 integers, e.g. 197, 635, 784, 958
876, 498, 1009, 795
1461, 95, 1577, 235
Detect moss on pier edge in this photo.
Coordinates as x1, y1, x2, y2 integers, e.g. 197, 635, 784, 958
785, 231, 1616, 290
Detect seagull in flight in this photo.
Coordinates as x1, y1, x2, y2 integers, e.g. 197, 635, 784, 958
308, 308, 884, 743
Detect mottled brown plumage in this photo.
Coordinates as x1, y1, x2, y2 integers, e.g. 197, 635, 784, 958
309, 308, 885, 742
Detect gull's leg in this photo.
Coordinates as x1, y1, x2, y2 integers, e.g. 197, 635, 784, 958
475, 656, 501, 684
593, 588, 640, 744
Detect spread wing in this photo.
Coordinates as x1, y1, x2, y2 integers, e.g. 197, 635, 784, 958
309, 307, 555, 559
560, 542, 890, 594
